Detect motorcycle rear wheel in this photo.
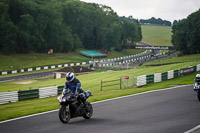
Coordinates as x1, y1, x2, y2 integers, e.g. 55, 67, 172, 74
59, 106, 71, 123
83, 103, 93, 119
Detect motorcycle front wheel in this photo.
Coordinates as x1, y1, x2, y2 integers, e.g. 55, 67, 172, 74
83, 102, 93, 119
197, 91, 200, 102
59, 105, 71, 123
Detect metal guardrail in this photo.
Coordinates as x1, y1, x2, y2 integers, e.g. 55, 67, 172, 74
0, 91, 18, 104
18, 89, 39, 101
137, 64, 200, 87
0, 85, 64, 105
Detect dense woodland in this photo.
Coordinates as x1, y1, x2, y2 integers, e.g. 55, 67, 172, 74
172, 9, 200, 54
139, 17, 171, 26
0, 0, 142, 54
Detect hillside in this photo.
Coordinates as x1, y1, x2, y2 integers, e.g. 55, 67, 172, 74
141, 25, 172, 46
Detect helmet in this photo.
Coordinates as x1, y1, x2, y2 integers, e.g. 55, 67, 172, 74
66, 72, 74, 82
196, 74, 200, 78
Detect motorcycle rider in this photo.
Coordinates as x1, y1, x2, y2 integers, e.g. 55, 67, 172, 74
194, 74, 200, 90
194, 74, 200, 83
62, 72, 87, 107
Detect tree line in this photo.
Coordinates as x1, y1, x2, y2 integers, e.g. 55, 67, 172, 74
0, 0, 142, 54
139, 17, 171, 26
172, 9, 200, 54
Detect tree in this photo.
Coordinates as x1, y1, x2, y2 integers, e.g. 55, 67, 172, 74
139, 17, 171, 26
172, 9, 200, 54
0, 1, 18, 54
0, 0, 143, 54
103, 23, 121, 52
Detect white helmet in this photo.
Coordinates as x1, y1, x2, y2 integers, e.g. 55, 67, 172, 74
196, 74, 200, 78
66, 72, 74, 82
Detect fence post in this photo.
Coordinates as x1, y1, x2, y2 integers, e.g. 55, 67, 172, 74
101, 80, 102, 91
120, 78, 122, 89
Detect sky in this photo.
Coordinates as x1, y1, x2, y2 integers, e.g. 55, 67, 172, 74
80, 0, 200, 22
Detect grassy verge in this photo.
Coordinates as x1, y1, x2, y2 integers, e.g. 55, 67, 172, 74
0, 49, 143, 72
141, 25, 172, 46
0, 71, 197, 121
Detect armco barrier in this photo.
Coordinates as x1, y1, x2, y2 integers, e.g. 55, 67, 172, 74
146, 74, 154, 84
174, 70, 179, 78
58, 86, 64, 94
0, 91, 18, 104
154, 73, 161, 83
168, 70, 174, 79
137, 75, 146, 86
39, 86, 57, 99
0, 85, 65, 105
18, 89, 39, 101
137, 64, 200, 87
161, 72, 168, 81
197, 64, 200, 71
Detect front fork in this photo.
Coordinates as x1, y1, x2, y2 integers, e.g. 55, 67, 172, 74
65, 105, 69, 112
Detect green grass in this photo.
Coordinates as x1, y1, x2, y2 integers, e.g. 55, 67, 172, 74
141, 25, 172, 46
0, 49, 143, 72
0, 71, 198, 121
0, 54, 200, 93
0, 52, 88, 72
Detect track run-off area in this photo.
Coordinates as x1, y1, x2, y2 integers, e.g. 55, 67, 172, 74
0, 85, 200, 133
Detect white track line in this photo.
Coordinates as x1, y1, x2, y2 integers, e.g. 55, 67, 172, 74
184, 125, 200, 133
0, 84, 192, 124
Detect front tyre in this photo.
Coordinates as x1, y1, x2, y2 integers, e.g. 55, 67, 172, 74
83, 103, 93, 119
59, 106, 71, 123
197, 91, 200, 102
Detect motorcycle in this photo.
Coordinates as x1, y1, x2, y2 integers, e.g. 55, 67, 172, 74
194, 82, 200, 101
57, 90, 93, 123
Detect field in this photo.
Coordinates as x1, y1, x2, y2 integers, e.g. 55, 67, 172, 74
141, 25, 172, 46
0, 25, 199, 121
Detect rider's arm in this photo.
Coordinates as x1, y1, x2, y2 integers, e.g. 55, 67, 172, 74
62, 82, 68, 95
74, 78, 83, 94
76, 83, 84, 93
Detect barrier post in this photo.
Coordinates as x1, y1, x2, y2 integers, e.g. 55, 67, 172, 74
101, 80, 102, 91
120, 78, 122, 89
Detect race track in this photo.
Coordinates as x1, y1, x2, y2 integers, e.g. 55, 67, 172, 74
1, 85, 200, 133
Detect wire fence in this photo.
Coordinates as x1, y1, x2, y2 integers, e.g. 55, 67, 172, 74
100, 75, 135, 91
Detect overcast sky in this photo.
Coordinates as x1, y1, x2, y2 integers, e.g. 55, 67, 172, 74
80, 0, 200, 22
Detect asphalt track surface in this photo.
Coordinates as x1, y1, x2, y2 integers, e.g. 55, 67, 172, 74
1, 85, 200, 133
0, 71, 54, 83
